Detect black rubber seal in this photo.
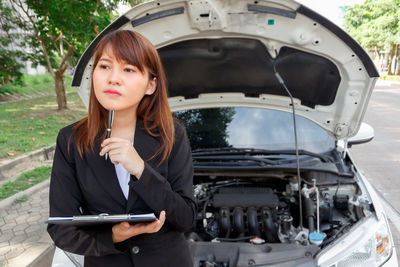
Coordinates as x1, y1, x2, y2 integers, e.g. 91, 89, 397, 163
248, 4, 296, 19
131, 7, 184, 27
296, 5, 379, 78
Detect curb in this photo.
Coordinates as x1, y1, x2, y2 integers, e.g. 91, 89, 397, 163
0, 178, 50, 210
27, 244, 55, 267
0, 144, 55, 183
6, 240, 55, 267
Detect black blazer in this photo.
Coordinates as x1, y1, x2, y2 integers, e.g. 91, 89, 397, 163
47, 119, 196, 267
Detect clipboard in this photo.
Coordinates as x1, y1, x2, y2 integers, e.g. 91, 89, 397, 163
46, 213, 157, 226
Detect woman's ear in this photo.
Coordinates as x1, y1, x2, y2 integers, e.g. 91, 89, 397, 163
145, 77, 157, 95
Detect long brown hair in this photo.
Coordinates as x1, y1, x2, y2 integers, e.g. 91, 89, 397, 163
72, 30, 175, 162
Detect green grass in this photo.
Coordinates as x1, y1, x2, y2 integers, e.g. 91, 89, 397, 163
0, 166, 51, 200
12, 195, 28, 205
380, 75, 400, 81
0, 91, 87, 159
0, 73, 75, 96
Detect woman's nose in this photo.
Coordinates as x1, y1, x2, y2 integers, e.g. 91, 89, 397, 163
108, 69, 121, 85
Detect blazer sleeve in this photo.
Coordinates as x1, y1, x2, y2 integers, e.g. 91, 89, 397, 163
131, 123, 196, 232
47, 127, 123, 256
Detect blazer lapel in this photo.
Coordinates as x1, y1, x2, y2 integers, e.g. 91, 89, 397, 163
133, 119, 157, 161
126, 119, 159, 212
86, 138, 127, 208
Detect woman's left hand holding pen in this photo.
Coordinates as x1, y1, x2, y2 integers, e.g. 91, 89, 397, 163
99, 137, 145, 179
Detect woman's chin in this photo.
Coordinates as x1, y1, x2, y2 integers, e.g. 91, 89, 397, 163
100, 105, 115, 111
96, 98, 138, 113
97, 100, 117, 111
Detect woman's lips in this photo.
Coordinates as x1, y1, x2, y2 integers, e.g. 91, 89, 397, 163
105, 89, 121, 96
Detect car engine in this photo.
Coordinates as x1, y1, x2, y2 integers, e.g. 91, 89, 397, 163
186, 173, 372, 266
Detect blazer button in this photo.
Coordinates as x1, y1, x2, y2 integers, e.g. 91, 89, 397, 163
132, 246, 140, 254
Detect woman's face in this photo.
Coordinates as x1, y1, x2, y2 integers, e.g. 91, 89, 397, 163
92, 45, 156, 113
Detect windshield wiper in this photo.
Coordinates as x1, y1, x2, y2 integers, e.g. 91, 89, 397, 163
193, 155, 279, 166
192, 147, 333, 163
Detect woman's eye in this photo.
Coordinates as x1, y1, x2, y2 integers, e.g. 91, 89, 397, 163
99, 65, 110, 70
125, 68, 135, 73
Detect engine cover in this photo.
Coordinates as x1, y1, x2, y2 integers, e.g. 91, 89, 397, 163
212, 187, 280, 208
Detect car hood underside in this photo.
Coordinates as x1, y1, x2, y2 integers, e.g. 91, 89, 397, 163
72, 0, 379, 140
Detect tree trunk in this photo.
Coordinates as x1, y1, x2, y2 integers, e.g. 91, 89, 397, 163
54, 70, 68, 110
387, 44, 396, 75
394, 45, 399, 75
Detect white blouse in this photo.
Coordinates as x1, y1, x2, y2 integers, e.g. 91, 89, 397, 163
115, 163, 130, 200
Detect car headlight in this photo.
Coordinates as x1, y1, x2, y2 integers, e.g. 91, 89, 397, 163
329, 217, 393, 267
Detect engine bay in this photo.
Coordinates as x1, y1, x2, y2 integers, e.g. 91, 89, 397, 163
186, 171, 373, 266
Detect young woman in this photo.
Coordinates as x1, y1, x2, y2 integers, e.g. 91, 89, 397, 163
47, 30, 196, 267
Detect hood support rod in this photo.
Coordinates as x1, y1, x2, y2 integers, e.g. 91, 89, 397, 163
273, 50, 303, 230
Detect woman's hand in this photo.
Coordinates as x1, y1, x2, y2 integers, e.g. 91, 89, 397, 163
100, 137, 145, 178
112, 211, 166, 243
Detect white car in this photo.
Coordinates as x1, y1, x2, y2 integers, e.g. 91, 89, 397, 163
53, 0, 398, 266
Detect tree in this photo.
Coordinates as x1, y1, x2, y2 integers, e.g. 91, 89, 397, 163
343, 0, 400, 75
6, 0, 120, 110
175, 108, 236, 150
0, 2, 26, 86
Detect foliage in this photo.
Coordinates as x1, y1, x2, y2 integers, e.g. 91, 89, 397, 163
0, 73, 73, 96
0, 48, 24, 86
175, 108, 236, 150
25, 0, 119, 65
8, 0, 121, 70
5, 0, 121, 109
0, 2, 26, 86
343, 0, 400, 49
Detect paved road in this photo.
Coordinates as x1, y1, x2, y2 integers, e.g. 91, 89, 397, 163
0, 186, 52, 267
349, 79, 400, 263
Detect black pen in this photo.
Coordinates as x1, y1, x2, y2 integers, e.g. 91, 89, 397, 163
105, 110, 114, 161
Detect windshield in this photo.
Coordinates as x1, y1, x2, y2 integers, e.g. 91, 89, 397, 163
174, 107, 335, 154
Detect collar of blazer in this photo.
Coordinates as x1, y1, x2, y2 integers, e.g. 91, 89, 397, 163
82, 118, 162, 212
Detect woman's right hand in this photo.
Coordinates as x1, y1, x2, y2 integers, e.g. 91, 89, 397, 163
112, 211, 166, 243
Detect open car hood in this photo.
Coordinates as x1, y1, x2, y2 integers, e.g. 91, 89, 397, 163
72, 0, 378, 140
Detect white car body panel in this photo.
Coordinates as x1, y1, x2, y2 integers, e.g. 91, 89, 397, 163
63, 1, 398, 266
73, 0, 378, 140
